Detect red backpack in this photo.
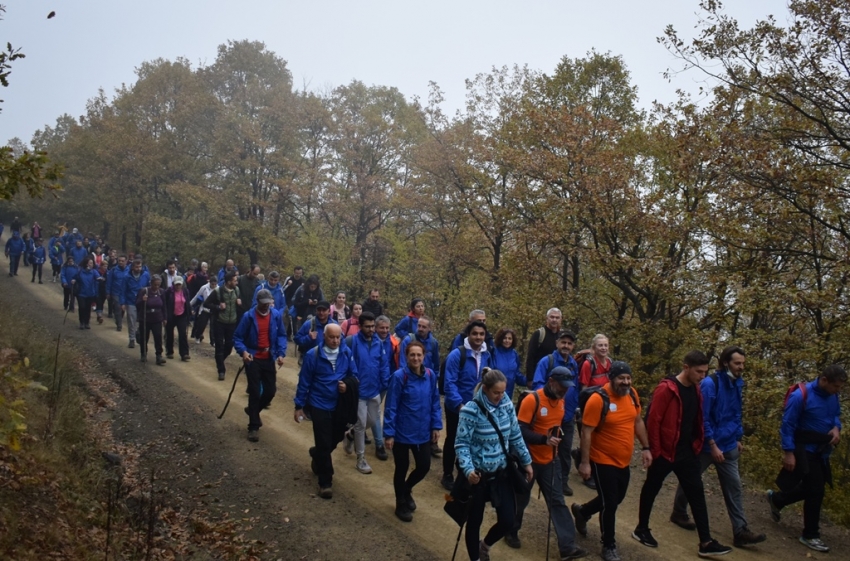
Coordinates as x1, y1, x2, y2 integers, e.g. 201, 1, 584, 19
783, 381, 808, 409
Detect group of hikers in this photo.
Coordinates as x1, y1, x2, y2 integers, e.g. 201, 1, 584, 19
4, 218, 844, 561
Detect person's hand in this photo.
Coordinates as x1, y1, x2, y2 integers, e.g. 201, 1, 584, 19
337, 381, 347, 393
523, 464, 533, 482
294, 409, 305, 423
578, 461, 591, 481
783, 451, 796, 472
546, 435, 561, 447
236, 298, 242, 306
828, 427, 840, 446
710, 443, 725, 463
276, 356, 285, 367
385, 437, 394, 451
121, 305, 127, 312
309, 331, 317, 340
242, 351, 252, 363
431, 430, 440, 444
71, 279, 76, 284
142, 293, 148, 301
467, 471, 481, 485
641, 449, 653, 469
219, 302, 226, 310
737, 441, 744, 453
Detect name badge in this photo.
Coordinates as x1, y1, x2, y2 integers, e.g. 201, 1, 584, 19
540, 407, 548, 416
609, 403, 618, 412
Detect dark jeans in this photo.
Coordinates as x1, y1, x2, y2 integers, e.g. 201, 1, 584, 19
576, 462, 630, 548
638, 455, 712, 543
63, 286, 75, 310
514, 460, 577, 553
772, 452, 827, 539
77, 296, 94, 325
51, 263, 61, 277
246, 358, 276, 431
142, 320, 163, 357
9, 254, 20, 275
214, 321, 237, 375
443, 408, 460, 478
191, 312, 210, 340
391, 442, 431, 503
310, 407, 338, 488
465, 474, 516, 560
31, 262, 43, 281
166, 313, 190, 357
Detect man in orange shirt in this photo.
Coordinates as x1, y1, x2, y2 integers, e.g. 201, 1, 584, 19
508, 367, 588, 560
571, 362, 650, 561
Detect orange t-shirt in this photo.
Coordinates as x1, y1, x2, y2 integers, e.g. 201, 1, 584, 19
255, 312, 271, 359
584, 383, 640, 469
517, 389, 565, 465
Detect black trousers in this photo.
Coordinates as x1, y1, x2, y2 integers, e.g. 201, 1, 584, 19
310, 407, 338, 488
9, 254, 20, 275
63, 286, 75, 310
443, 409, 460, 478
191, 312, 210, 340
77, 296, 94, 325
577, 462, 630, 548
392, 442, 431, 503
214, 321, 237, 375
166, 313, 190, 357
773, 451, 827, 539
31, 262, 43, 281
246, 358, 276, 431
51, 263, 61, 277
465, 474, 516, 560
142, 320, 163, 357
638, 455, 712, 543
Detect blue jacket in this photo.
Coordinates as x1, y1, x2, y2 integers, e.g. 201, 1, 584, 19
383, 366, 441, 445
217, 266, 238, 284
393, 314, 419, 338
69, 245, 89, 266
252, 281, 286, 309
443, 344, 493, 413
24, 238, 35, 255
531, 351, 579, 416
294, 344, 358, 411
701, 370, 744, 454
295, 316, 337, 351
456, 387, 532, 477
49, 244, 65, 266
233, 307, 288, 360
398, 332, 440, 372
346, 332, 390, 399
781, 380, 842, 456
5, 234, 24, 256
60, 264, 79, 286
122, 270, 151, 306
31, 246, 46, 265
107, 265, 129, 298
492, 346, 526, 399
75, 268, 100, 298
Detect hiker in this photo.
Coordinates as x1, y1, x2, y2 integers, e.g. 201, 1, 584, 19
295, 300, 336, 357
282, 266, 304, 335
441, 320, 493, 491
455, 368, 532, 561
293, 274, 324, 330
30, 237, 46, 283
237, 264, 262, 318
524, 308, 563, 380
164, 276, 191, 361
767, 364, 845, 553
491, 327, 526, 401
634, 351, 731, 558
577, 334, 612, 389
340, 303, 362, 337
293, 323, 359, 499
49, 237, 64, 282
205, 271, 242, 381
5, 231, 25, 276
136, 274, 166, 365
399, 316, 440, 372
670, 346, 766, 547
94, 260, 108, 323
571, 361, 651, 561
383, 341, 441, 522
60, 257, 79, 311
22, 232, 33, 267
342, 312, 390, 473
331, 291, 350, 322
252, 270, 285, 309
106, 256, 129, 332
234, 288, 287, 442
394, 297, 425, 338
75, 257, 99, 330
162, 259, 181, 289
190, 275, 217, 344
509, 367, 587, 560
361, 288, 383, 318
122, 259, 151, 349
216, 259, 238, 284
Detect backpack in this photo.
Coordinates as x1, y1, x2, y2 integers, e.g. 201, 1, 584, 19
575, 353, 607, 386
578, 385, 639, 431
783, 381, 808, 410
516, 390, 542, 427
390, 333, 409, 372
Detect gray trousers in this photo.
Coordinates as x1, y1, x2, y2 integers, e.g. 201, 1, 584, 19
354, 394, 381, 455
126, 305, 138, 342
672, 446, 747, 535
514, 460, 578, 553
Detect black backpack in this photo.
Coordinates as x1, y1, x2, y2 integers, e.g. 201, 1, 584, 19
578, 385, 639, 431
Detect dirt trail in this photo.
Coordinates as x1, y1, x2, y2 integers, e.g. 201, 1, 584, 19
6, 271, 848, 560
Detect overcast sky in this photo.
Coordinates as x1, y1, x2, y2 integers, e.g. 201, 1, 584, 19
2, 0, 790, 145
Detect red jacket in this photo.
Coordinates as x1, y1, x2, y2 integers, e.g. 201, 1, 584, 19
646, 376, 704, 463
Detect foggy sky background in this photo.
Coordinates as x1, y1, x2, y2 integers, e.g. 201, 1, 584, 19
2, 0, 790, 145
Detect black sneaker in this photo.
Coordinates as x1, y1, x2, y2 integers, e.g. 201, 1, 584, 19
504, 533, 521, 549
563, 482, 574, 496
166, 353, 174, 359
560, 546, 588, 560
766, 490, 781, 523
247, 430, 259, 442
395, 503, 413, 522
583, 478, 597, 490
375, 445, 388, 461
632, 527, 658, 548
405, 490, 416, 512
698, 540, 732, 557
571, 503, 587, 537
440, 473, 454, 491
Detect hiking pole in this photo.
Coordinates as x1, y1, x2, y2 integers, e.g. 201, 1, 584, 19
217, 364, 246, 419
451, 520, 466, 561
545, 427, 562, 561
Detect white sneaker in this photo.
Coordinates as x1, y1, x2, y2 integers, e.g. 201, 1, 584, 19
356, 454, 372, 474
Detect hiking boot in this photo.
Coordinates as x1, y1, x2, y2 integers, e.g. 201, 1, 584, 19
375, 445, 388, 461
365, 436, 372, 445
404, 490, 416, 511
218, 371, 225, 381
247, 430, 259, 442
140, 354, 146, 363
128, 340, 135, 349
356, 454, 372, 474
85, 324, 91, 329
560, 546, 589, 560
504, 532, 521, 549
318, 485, 333, 499
97, 316, 103, 324
166, 353, 174, 359
766, 490, 781, 523
563, 482, 574, 496
733, 528, 766, 547
343, 432, 354, 455
799, 537, 830, 553
156, 355, 166, 366
698, 539, 732, 557
571, 503, 587, 537
670, 512, 696, 531
181, 355, 190, 361
479, 540, 491, 561
601, 546, 621, 561
583, 478, 596, 490
632, 527, 658, 548
431, 441, 442, 457
395, 503, 413, 522
440, 473, 454, 491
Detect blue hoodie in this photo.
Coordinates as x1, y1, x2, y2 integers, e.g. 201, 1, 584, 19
123, 269, 151, 306
252, 281, 286, 309
531, 351, 579, 416
492, 346, 526, 398
346, 331, 390, 399
398, 332, 440, 372
781, 380, 842, 456
31, 245, 46, 265
69, 245, 89, 266
295, 316, 338, 351
700, 370, 744, 454
233, 306, 288, 360
393, 314, 419, 339
443, 342, 493, 413
49, 243, 65, 266
5, 233, 24, 256
107, 264, 129, 299
294, 344, 358, 411
75, 267, 100, 298
383, 366, 441, 445
60, 263, 79, 286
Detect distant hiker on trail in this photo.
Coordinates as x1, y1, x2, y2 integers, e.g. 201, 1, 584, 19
30, 221, 41, 240
30, 237, 46, 284
282, 266, 304, 335
106, 255, 129, 332
294, 300, 336, 360
164, 276, 191, 361
382, 341, 441, 523
252, 270, 285, 309
339, 303, 362, 337
68, 239, 89, 268
162, 259, 180, 289
578, 334, 612, 390
361, 288, 383, 318
136, 274, 166, 365
75, 257, 99, 330
49, 237, 65, 282
455, 368, 532, 561
446, 310, 495, 359
292, 274, 324, 330
94, 260, 109, 323
767, 364, 845, 554
123, 259, 151, 349
205, 270, 241, 381
393, 297, 425, 339
371, 314, 394, 457
10, 216, 20, 233
190, 275, 217, 344
571, 361, 650, 561
510, 366, 587, 560
237, 264, 261, 318
524, 307, 563, 381
490, 327, 525, 401
216, 259, 238, 284
234, 288, 287, 443
670, 345, 767, 548
5, 230, 24, 276
331, 291, 350, 323
60, 256, 79, 312
633, 351, 732, 558
293, 323, 359, 500
22, 232, 33, 267
398, 316, 439, 372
